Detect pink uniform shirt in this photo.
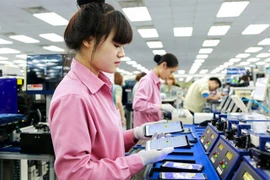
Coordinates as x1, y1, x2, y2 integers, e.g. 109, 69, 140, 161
49, 59, 143, 180
133, 71, 162, 127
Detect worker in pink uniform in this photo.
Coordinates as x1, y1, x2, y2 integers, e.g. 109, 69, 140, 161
133, 54, 179, 127
49, 1, 173, 180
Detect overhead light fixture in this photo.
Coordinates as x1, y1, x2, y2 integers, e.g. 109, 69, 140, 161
0, 61, 12, 65
138, 28, 159, 38
195, 59, 205, 63
39, 33, 64, 42
178, 70, 185, 74
216, 1, 249, 18
185, 77, 192, 82
208, 25, 230, 36
245, 47, 263, 53
0, 38, 13, 44
43, 45, 65, 52
173, 27, 193, 37
178, 78, 184, 81
196, 55, 208, 59
224, 62, 234, 66
146, 41, 163, 48
247, 58, 260, 62
33, 12, 68, 26
239, 62, 250, 66
256, 61, 265, 65
122, 7, 151, 22
256, 53, 270, 58
229, 58, 241, 62
121, 57, 131, 61
0, 48, 20, 54
258, 38, 270, 45
126, 61, 137, 65
264, 58, 270, 62
235, 53, 250, 58
9, 35, 39, 43
153, 50, 166, 55
199, 69, 209, 74
133, 71, 141, 74
242, 24, 269, 35
16, 54, 27, 59
13, 60, 26, 64
199, 48, 213, 54
0, 56, 8, 60
202, 39, 220, 47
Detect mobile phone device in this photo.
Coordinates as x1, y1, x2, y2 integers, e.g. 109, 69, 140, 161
161, 161, 203, 172
144, 121, 183, 137
159, 172, 207, 180
145, 135, 189, 151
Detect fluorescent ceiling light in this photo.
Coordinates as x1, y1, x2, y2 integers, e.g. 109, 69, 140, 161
245, 47, 263, 53
0, 61, 12, 64
138, 29, 159, 38
14, 60, 26, 64
256, 53, 270, 58
122, 7, 151, 22
216, 1, 249, 18
256, 61, 265, 65
178, 70, 185, 74
9, 35, 39, 43
242, 24, 269, 35
43, 45, 65, 52
178, 78, 184, 81
200, 69, 209, 74
196, 55, 208, 59
33, 12, 68, 26
126, 61, 137, 65
39, 33, 64, 42
121, 57, 131, 61
0, 48, 20, 54
133, 71, 141, 74
258, 38, 270, 45
236, 53, 250, 58
153, 50, 166, 55
173, 27, 193, 37
247, 58, 260, 62
239, 62, 250, 66
199, 48, 213, 54
264, 58, 270, 62
16, 54, 27, 59
185, 77, 192, 82
202, 40, 220, 47
208, 25, 230, 36
146, 41, 163, 48
0, 56, 8, 60
224, 62, 234, 66
195, 59, 205, 63
229, 58, 241, 63
0, 38, 13, 44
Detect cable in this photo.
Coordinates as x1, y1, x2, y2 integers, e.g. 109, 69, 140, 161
242, 98, 270, 113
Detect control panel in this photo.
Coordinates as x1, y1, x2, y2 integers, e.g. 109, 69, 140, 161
200, 124, 223, 153
209, 136, 240, 180
232, 156, 270, 180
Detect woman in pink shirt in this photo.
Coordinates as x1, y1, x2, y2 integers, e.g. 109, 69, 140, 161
49, 1, 173, 180
133, 54, 179, 127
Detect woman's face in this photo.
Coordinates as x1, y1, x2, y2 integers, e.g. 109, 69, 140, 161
166, 78, 173, 86
88, 32, 125, 75
159, 63, 178, 80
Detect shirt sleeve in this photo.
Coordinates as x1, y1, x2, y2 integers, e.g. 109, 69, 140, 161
49, 95, 143, 180
133, 78, 160, 114
123, 129, 136, 151
116, 86, 123, 99
198, 84, 210, 97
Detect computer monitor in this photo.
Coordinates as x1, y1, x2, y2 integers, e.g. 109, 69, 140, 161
253, 78, 269, 102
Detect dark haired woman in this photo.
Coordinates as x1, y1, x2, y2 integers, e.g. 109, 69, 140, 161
49, 1, 173, 179
133, 54, 179, 127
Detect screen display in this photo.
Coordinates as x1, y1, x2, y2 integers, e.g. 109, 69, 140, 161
145, 121, 183, 136
211, 134, 215, 139
26, 54, 73, 94
161, 172, 206, 180
163, 162, 203, 171
206, 129, 210, 134
226, 151, 233, 160
243, 171, 254, 180
218, 144, 224, 151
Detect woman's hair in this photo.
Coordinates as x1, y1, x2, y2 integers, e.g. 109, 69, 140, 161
153, 53, 178, 68
114, 72, 123, 86
64, 1, 133, 56
135, 72, 147, 82
77, 0, 105, 7
165, 74, 176, 85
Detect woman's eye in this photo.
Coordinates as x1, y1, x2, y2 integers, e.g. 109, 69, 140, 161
114, 44, 121, 48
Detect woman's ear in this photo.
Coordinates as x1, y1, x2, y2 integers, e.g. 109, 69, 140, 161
82, 37, 94, 48
161, 61, 167, 69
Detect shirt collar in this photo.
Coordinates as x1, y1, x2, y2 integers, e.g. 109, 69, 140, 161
149, 70, 161, 86
70, 59, 112, 94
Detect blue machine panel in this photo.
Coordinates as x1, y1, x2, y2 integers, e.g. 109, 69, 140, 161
232, 156, 270, 180
209, 136, 241, 180
200, 124, 224, 154
0, 78, 17, 113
